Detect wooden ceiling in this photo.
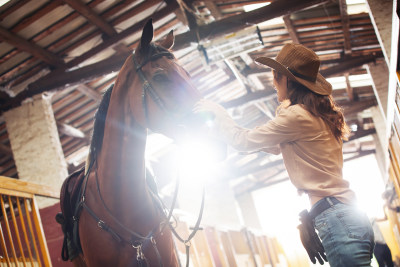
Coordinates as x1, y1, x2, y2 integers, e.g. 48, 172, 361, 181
0, 0, 382, 196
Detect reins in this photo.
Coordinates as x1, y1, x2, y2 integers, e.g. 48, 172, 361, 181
74, 50, 205, 267
134, 49, 206, 266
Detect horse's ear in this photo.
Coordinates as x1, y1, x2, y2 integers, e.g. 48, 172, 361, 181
138, 19, 154, 55
160, 30, 174, 50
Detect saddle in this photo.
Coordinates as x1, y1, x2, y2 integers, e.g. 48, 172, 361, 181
56, 166, 86, 261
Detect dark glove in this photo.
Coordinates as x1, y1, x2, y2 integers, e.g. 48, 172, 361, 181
298, 210, 328, 265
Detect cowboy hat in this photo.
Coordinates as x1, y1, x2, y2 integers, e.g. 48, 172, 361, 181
255, 43, 332, 95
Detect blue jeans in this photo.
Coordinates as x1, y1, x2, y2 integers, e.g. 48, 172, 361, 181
313, 198, 375, 267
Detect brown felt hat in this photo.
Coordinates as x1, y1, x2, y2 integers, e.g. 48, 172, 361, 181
255, 43, 332, 95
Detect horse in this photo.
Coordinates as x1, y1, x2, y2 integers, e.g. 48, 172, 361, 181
58, 19, 210, 267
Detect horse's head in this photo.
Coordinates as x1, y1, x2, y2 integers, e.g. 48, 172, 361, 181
126, 19, 203, 137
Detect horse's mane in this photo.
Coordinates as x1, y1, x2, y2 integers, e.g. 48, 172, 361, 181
88, 84, 114, 162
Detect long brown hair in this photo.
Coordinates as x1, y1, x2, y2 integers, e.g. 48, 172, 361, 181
274, 71, 350, 141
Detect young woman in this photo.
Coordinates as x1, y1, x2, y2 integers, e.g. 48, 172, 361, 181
194, 43, 375, 266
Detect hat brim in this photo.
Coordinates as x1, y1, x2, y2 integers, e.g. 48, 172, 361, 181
255, 57, 332, 96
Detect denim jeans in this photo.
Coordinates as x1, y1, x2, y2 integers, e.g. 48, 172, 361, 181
313, 198, 375, 267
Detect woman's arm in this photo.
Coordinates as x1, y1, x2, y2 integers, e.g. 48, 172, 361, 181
194, 99, 302, 152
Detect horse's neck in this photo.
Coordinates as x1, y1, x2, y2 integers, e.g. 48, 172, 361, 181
96, 87, 148, 205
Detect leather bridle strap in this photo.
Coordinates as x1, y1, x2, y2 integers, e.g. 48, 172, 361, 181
132, 51, 173, 123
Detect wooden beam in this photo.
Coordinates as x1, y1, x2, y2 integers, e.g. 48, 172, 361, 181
9, 0, 64, 33
62, 0, 117, 37
0, 26, 65, 68
65, 1, 178, 68
204, 1, 223, 20
342, 98, 377, 116
222, 89, 276, 109
173, 0, 329, 50
320, 54, 378, 77
338, 0, 352, 54
344, 73, 354, 101
77, 84, 102, 102
1, 53, 128, 111
283, 15, 300, 43
347, 129, 376, 141
0, 143, 12, 156
1, 52, 380, 113
30, 52, 126, 91
56, 121, 87, 140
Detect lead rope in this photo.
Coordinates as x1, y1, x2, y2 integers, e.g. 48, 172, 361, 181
148, 167, 206, 267
166, 185, 205, 267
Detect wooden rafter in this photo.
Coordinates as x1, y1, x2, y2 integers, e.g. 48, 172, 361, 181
0, 143, 12, 156
338, 0, 352, 54
348, 129, 376, 141
321, 55, 378, 77
56, 121, 88, 140
65, 1, 178, 68
173, 0, 329, 49
77, 84, 101, 103
344, 73, 354, 101
222, 90, 276, 109
0, 26, 65, 67
0, 51, 381, 112
342, 98, 377, 116
62, 0, 117, 37
204, 1, 223, 20
283, 15, 300, 43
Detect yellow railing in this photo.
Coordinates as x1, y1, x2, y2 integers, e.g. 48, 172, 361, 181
0, 176, 59, 267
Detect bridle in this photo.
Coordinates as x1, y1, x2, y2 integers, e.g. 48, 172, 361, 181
74, 50, 205, 267
133, 50, 172, 123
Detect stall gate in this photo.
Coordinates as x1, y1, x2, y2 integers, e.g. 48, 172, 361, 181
0, 176, 58, 267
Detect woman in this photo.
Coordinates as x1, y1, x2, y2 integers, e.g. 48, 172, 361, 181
194, 43, 374, 266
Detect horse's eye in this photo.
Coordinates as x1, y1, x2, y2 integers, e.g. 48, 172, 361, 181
153, 73, 168, 83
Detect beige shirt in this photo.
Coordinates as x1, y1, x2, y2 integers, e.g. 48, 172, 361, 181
213, 103, 356, 205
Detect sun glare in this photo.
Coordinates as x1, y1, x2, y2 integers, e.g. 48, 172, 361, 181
174, 139, 221, 183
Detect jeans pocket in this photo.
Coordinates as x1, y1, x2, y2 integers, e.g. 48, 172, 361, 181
336, 205, 370, 240
314, 216, 326, 231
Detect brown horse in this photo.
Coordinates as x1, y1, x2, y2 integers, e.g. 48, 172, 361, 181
64, 19, 206, 267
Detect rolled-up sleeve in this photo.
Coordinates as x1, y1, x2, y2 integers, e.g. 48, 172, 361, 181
214, 106, 303, 152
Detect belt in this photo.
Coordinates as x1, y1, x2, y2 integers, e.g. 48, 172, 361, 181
309, 197, 341, 219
